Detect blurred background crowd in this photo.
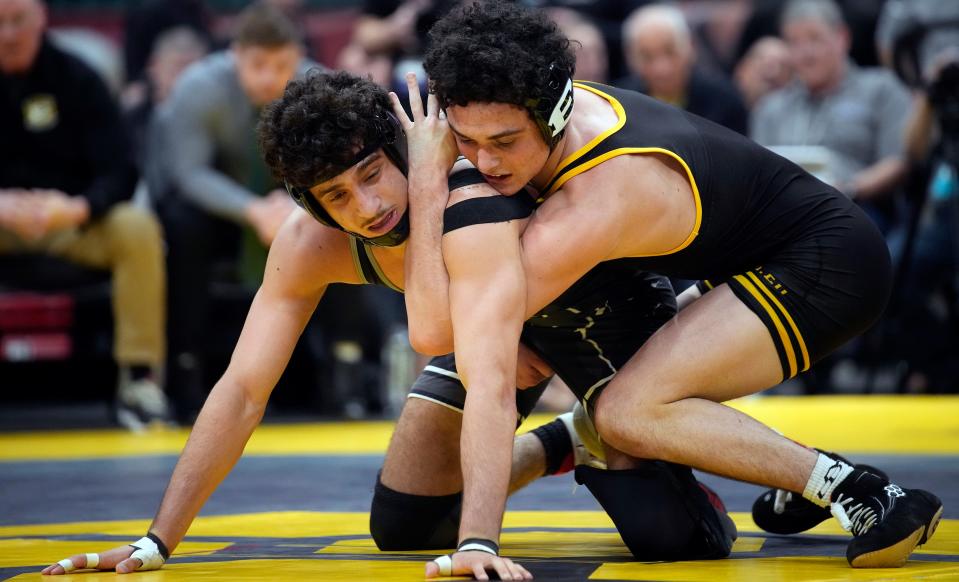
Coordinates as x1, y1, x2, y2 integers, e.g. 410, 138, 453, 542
1, 0, 956, 430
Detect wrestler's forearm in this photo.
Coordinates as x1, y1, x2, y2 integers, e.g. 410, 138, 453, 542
459, 378, 517, 544
447, 226, 526, 547
455, 318, 521, 545
148, 382, 266, 551
404, 169, 455, 354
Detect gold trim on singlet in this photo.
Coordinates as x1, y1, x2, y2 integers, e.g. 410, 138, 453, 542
540, 82, 704, 258
544, 83, 629, 192
734, 274, 798, 378
745, 271, 810, 372
348, 237, 367, 284
362, 244, 404, 293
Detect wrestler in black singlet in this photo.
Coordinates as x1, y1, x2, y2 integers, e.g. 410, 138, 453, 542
541, 81, 892, 383
347, 190, 676, 416
364, 183, 730, 562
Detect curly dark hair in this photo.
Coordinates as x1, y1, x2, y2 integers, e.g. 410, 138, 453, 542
258, 70, 393, 189
424, 0, 575, 110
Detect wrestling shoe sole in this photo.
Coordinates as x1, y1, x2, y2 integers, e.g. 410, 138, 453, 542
848, 490, 943, 568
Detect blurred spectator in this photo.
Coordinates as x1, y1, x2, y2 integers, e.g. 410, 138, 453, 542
0, 0, 168, 428
123, 0, 212, 86
877, 0, 959, 392
876, 0, 959, 81
352, 0, 430, 57
124, 27, 208, 178
526, 0, 650, 81
551, 9, 609, 83
150, 2, 315, 420
341, 0, 458, 93
681, 0, 753, 76
616, 3, 748, 134
734, 0, 885, 71
336, 40, 393, 89
734, 36, 793, 109
122, 0, 213, 125
49, 27, 123, 95
750, 0, 910, 233
887, 90, 959, 392
260, 0, 316, 62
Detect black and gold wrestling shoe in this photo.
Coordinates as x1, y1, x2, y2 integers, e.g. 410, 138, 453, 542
751, 451, 887, 535
837, 478, 943, 568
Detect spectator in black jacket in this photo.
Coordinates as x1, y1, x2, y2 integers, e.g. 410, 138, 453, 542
0, 0, 168, 429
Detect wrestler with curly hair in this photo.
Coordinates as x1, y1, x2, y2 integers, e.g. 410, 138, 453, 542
390, 0, 943, 577
43, 68, 738, 579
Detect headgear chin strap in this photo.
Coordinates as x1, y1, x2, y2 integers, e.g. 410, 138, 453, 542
525, 62, 575, 150
284, 112, 411, 247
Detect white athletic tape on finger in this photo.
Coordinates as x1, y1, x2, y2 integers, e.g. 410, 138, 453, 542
433, 554, 453, 576
129, 536, 166, 570
86, 553, 99, 569
57, 559, 76, 573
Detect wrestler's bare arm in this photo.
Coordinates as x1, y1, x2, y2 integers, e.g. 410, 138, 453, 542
42, 212, 355, 575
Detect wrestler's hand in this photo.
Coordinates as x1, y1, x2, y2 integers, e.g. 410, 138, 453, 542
41, 543, 151, 575
388, 72, 459, 181
516, 342, 552, 388
426, 550, 533, 580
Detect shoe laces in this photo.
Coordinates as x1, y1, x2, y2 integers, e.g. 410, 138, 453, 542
773, 489, 793, 514
830, 494, 880, 536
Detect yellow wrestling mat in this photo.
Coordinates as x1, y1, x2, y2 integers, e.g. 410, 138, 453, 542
2, 512, 958, 580
1, 396, 957, 580
1, 395, 957, 461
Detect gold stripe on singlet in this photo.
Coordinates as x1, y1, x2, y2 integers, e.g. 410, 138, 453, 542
539, 83, 704, 257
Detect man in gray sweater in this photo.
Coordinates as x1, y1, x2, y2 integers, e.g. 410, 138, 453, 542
149, 2, 318, 419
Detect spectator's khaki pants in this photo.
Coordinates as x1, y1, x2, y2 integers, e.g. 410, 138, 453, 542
0, 203, 166, 368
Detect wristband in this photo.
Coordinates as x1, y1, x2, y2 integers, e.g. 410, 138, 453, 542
146, 532, 171, 560
458, 537, 499, 556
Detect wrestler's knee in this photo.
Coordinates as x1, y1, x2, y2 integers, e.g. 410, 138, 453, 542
574, 463, 734, 561
369, 475, 461, 550
592, 385, 665, 458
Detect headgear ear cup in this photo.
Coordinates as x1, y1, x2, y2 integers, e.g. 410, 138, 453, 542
286, 181, 333, 226
380, 112, 408, 177
525, 62, 575, 149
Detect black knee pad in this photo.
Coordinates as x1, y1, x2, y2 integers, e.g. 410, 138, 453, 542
575, 462, 736, 561
369, 475, 462, 551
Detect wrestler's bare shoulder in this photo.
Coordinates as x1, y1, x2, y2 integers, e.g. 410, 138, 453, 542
543, 154, 696, 257
267, 210, 364, 290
